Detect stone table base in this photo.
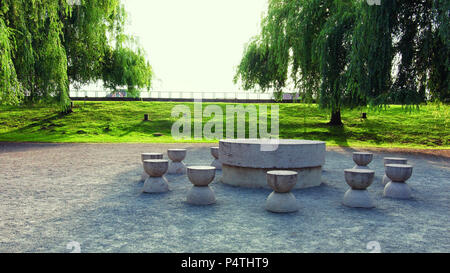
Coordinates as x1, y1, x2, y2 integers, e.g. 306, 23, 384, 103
220, 164, 322, 189
168, 162, 186, 174
265, 192, 298, 213
343, 189, 375, 208
384, 182, 412, 199
186, 186, 216, 205
143, 177, 169, 193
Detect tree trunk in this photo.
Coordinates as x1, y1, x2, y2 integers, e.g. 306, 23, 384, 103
328, 109, 343, 126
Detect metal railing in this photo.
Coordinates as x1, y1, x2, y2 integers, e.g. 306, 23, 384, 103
69, 90, 277, 101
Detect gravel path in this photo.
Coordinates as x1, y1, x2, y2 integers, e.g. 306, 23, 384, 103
0, 142, 449, 253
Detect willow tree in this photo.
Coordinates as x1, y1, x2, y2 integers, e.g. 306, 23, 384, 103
0, 16, 20, 104
235, 0, 360, 125
391, 0, 449, 104
346, 0, 397, 107
62, 0, 127, 89
102, 45, 153, 98
0, 0, 70, 109
349, 0, 449, 104
315, 1, 358, 125
235, 0, 450, 125
0, 0, 152, 111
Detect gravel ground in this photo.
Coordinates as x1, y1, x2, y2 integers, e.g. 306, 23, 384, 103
0, 142, 449, 253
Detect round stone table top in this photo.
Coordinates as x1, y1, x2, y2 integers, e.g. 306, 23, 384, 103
219, 139, 326, 169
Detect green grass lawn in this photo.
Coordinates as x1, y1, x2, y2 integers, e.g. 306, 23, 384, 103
0, 101, 448, 149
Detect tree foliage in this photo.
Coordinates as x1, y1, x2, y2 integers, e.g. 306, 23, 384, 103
102, 45, 152, 98
0, 16, 21, 104
0, 0, 152, 111
235, 0, 450, 125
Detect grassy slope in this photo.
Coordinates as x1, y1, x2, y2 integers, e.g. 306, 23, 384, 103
0, 101, 448, 149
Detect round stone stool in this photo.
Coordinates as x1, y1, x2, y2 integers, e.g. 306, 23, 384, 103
343, 169, 375, 208
352, 152, 373, 170
383, 164, 413, 199
168, 149, 187, 174
186, 166, 216, 205
265, 170, 299, 213
141, 153, 164, 181
210, 147, 222, 170
142, 159, 169, 193
382, 157, 408, 186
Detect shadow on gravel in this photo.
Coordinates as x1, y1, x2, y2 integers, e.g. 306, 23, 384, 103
0, 142, 79, 153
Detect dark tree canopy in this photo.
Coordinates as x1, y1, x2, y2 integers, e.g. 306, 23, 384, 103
0, 0, 152, 111
235, 0, 449, 125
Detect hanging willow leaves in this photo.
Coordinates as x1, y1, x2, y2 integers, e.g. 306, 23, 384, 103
235, 0, 449, 125
0, 0, 152, 111
0, 16, 21, 104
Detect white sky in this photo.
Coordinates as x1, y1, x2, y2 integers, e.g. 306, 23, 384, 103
123, 0, 268, 92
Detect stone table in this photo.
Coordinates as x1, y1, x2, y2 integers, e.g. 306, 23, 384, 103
219, 139, 326, 189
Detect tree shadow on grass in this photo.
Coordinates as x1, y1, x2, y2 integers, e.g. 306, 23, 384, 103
118, 120, 174, 138
5, 112, 69, 132
0, 112, 80, 144
287, 122, 351, 148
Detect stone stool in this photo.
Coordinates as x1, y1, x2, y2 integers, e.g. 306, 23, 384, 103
168, 149, 187, 174
186, 166, 216, 205
210, 147, 222, 170
343, 169, 375, 208
382, 157, 408, 186
383, 164, 413, 199
265, 170, 299, 213
352, 152, 373, 170
142, 159, 169, 193
141, 153, 164, 181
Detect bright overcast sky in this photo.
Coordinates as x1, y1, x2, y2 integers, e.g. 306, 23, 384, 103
123, 0, 268, 92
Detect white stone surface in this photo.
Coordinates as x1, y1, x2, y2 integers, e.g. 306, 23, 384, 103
210, 147, 222, 170
186, 186, 216, 205
219, 139, 325, 189
384, 181, 413, 199
343, 189, 375, 208
143, 159, 169, 177
186, 166, 216, 206
168, 149, 187, 174
267, 170, 298, 193
265, 170, 298, 213
143, 176, 169, 193
141, 153, 164, 181
385, 164, 413, 182
168, 161, 187, 174
344, 169, 375, 190
382, 175, 390, 186
342, 169, 375, 208
221, 164, 321, 189
382, 158, 408, 185
265, 192, 298, 213
142, 159, 169, 193
383, 164, 413, 199
219, 139, 326, 169
187, 166, 216, 187
141, 153, 164, 162
210, 147, 219, 159
168, 149, 187, 162
384, 157, 408, 165
352, 152, 373, 170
